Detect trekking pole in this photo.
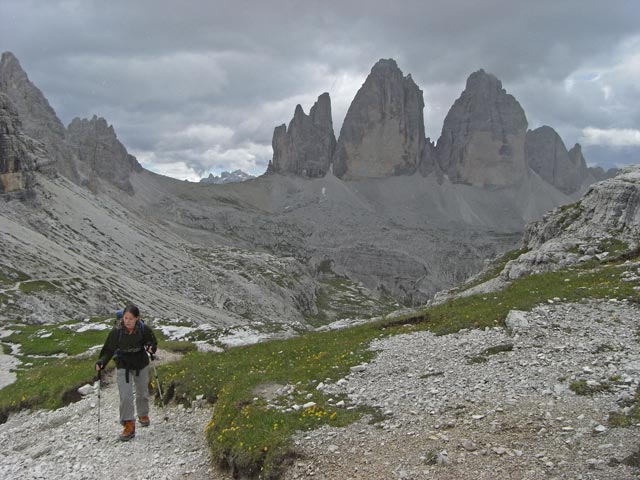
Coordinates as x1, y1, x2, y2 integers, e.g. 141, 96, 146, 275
149, 352, 169, 422
96, 369, 102, 441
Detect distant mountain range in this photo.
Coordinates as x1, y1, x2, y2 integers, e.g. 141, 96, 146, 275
199, 170, 255, 184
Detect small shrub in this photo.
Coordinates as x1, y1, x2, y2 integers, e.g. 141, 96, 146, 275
570, 380, 611, 396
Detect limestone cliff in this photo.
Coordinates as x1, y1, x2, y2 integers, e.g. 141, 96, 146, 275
0, 51, 76, 180
436, 69, 528, 187
333, 59, 425, 179
0, 93, 46, 194
271, 93, 336, 177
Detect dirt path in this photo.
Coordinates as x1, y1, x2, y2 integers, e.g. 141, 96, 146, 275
0, 357, 216, 479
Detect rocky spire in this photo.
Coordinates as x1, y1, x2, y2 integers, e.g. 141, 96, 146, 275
67, 115, 142, 194
0, 51, 80, 182
271, 92, 336, 177
332, 59, 425, 179
525, 126, 584, 194
436, 69, 528, 187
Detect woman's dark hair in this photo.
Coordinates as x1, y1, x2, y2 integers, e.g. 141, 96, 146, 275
123, 304, 140, 318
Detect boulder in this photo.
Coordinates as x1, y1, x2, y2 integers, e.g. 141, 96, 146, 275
505, 309, 530, 335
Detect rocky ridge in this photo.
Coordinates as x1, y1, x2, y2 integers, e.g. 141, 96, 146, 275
268, 60, 600, 195
0, 52, 78, 182
67, 115, 142, 194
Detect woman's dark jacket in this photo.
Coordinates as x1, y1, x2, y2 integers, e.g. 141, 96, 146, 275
97, 321, 157, 371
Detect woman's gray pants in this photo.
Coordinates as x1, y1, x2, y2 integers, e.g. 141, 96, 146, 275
116, 366, 150, 423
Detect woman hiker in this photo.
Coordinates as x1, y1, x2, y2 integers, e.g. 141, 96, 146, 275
95, 304, 158, 441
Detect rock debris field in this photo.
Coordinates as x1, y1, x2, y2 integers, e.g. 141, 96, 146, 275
1, 299, 640, 480
284, 300, 640, 479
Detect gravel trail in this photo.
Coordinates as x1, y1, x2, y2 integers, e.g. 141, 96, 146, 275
0, 358, 215, 480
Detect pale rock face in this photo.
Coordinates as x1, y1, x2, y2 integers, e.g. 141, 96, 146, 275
271, 93, 336, 177
524, 166, 640, 249
0, 92, 45, 194
496, 167, 640, 281
67, 115, 142, 194
525, 126, 582, 194
0, 51, 76, 180
436, 69, 528, 187
333, 59, 425, 179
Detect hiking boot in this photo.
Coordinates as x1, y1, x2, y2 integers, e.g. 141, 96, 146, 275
118, 420, 135, 441
138, 415, 150, 427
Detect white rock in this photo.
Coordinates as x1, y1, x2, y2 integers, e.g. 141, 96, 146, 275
77, 384, 94, 396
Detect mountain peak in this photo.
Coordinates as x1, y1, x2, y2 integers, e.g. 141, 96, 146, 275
436, 69, 528, 187
332, 59, 425, 179
370, 58, 400, 75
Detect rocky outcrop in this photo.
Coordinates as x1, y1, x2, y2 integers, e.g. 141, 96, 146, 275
525, 126, 583, 194
67, 115, 142, 193
436, 69, 528, 187
333, 59, 425, 179
0, 93, 46, 194
499, 166, 640, 280
271, 93, 336, 177
524, 166, 640, 248
0, 51, 74, 179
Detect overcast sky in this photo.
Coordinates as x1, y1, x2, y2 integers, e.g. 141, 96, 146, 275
1, 0, 638, 181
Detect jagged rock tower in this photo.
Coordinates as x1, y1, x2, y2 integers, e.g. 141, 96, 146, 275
270, 92, 336, 177
332, 59, 425, 179
436, 69, 528, 187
